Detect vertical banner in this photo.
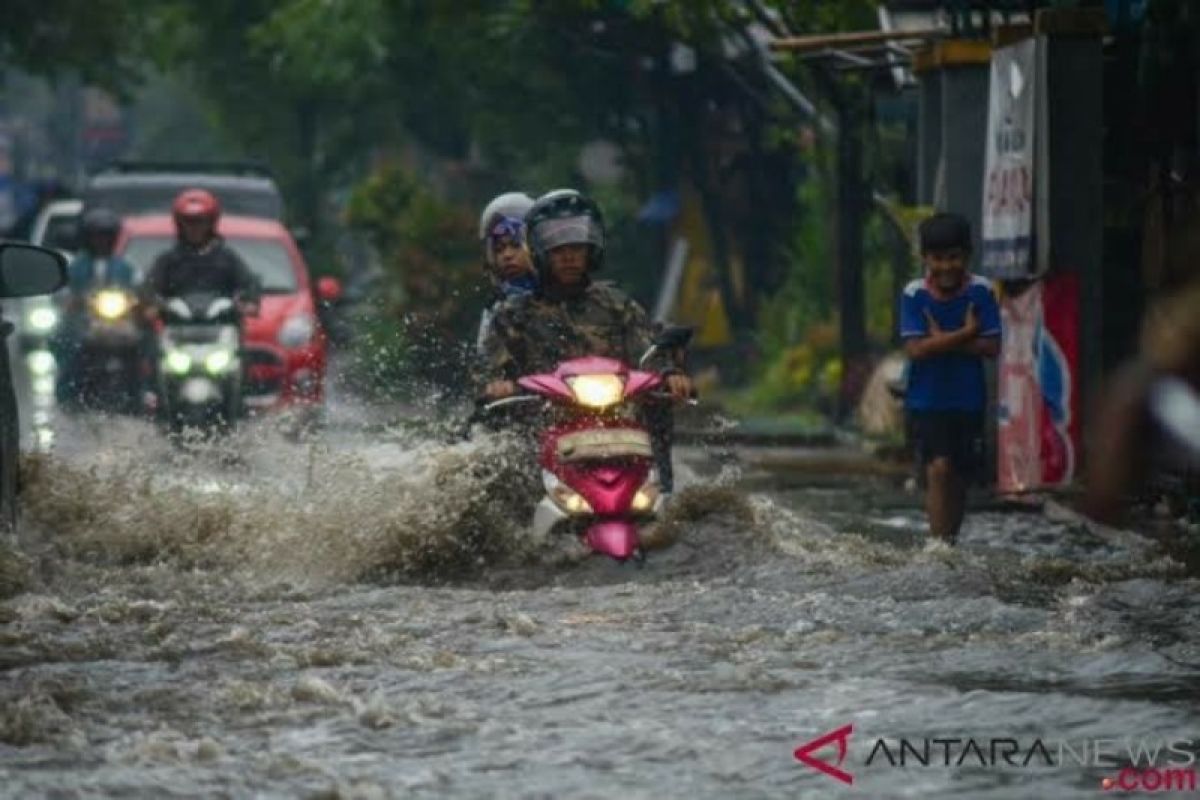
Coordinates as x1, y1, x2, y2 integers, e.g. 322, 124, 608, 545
997, 274, 1080, 491
981, 39, 1038, 279
997, 285, 1043, 492
1037, 272, 1080, 485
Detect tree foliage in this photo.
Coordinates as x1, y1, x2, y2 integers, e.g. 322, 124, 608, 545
0, 0, 171, 92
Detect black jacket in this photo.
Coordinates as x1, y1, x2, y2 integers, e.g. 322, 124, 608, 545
142, 237, 261, 304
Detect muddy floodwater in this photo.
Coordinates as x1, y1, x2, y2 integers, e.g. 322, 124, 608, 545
1, 406, 1198, 799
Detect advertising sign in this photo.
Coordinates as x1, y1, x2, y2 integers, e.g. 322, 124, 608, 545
981, 39, 1038, 279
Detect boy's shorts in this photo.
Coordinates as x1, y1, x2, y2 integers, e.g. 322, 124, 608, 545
909, 410, 985, 481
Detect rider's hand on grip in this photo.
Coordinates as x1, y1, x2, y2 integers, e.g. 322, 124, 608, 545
484, 380, 517, 401
664, 373, 694, 401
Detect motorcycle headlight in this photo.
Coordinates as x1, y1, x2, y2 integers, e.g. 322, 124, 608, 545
278, 314, 316, 348
543, 471, 593, 515
631, 482, 660, 512
205, 350, 234, 375
26, 350, 56, 377
164, 351, 193, 375
93, 290, 132, 320
567, 374, 625, 409
27, 307, 58, 332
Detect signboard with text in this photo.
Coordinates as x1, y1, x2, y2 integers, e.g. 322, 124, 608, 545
981, 39, 1038, 279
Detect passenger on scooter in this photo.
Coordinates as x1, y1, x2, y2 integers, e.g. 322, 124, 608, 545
54, 207, 137, 403
475, 191, 537, 353
478, 189, 693, 490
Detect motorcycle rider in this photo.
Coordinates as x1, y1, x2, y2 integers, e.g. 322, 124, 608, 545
475, 191, 537, 353
140, 189, 261, 400
54, 207, 137, 404
479, 189, 693, 491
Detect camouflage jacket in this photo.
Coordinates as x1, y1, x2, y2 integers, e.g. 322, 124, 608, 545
479, 280, 671, 382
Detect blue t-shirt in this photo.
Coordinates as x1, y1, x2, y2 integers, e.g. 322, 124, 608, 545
67, 254, 136, 293
899, 274, 1001, 411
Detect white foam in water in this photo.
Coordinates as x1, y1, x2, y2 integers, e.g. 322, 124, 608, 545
20, 416, 540, 586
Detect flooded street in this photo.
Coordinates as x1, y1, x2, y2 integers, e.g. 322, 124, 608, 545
1, 384, 1198, 799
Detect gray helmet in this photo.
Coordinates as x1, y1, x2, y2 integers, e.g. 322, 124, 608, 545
478, 192, 534, 241
478, 192, 534, 270
525, 188, 605, 277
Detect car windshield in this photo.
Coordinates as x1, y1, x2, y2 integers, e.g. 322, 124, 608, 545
40, 216, 81, 253
122, 236, 299, 293
86, 184, 283, 219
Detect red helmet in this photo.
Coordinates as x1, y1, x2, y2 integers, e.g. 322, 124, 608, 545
172, 189, 221, 226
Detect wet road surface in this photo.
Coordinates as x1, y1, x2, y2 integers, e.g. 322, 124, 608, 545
1, 366, 1198, 799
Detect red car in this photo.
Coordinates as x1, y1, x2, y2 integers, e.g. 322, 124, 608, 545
117, 214, 341, 416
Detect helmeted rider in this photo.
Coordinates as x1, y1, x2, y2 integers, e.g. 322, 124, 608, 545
478, 189, 693, 491
54, 207, 138, 403
475, 191, 537, 353
141, 189, 261, 311
67, 207, 136, 294
139, 189, 262, 403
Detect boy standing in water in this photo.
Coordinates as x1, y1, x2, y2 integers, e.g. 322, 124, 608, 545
900, 213, 1002, 544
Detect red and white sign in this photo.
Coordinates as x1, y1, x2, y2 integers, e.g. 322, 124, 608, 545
997, 273, 1080, 491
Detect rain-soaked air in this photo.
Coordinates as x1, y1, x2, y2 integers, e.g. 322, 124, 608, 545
1, 3, 1199, 799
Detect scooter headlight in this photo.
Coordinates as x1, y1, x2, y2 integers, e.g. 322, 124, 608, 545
93, 290, 132, 320
567, 374, 625, 409
164, 351, 193, 375
204, 349, 234, 374
27, 307, 58, 332
543, 471, 594, 515
631, 483, 660, 512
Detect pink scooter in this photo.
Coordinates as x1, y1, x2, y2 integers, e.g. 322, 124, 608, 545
483, 331, 692, 561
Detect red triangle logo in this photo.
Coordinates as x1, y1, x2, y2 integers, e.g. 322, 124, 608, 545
794, 723, 854, 785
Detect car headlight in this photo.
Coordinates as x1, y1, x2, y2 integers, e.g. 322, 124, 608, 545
164, 351, 193, 375
279, 314, 316, 348
205, 350, 234, 375
567, 374, 625, 409
543, 471, 593, 515
27, 307, 59, 332
26, 350, 56, 377
93, 290, 132, 320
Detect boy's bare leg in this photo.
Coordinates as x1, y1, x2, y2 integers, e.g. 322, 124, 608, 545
925, 457, 965, 543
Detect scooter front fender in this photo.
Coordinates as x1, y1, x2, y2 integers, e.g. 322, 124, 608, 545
584, 520, 639, 562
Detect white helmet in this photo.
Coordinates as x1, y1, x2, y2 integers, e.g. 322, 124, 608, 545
478, 192, 535, 241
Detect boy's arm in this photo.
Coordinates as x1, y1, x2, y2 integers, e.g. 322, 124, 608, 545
956, 285, 1002, 358
959, 337, 1000, 357
904, 322, 980, 360
900, 290, 979, 360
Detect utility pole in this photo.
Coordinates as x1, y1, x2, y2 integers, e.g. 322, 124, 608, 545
811, 69, 869, 420
834, 83, 869, 420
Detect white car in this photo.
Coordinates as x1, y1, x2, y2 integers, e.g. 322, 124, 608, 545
18, 199, 81, 350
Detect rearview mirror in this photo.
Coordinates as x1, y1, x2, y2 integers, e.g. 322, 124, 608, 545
0, 243, 68, 298
653, 324, 694, 350
316, 276, 343, 304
